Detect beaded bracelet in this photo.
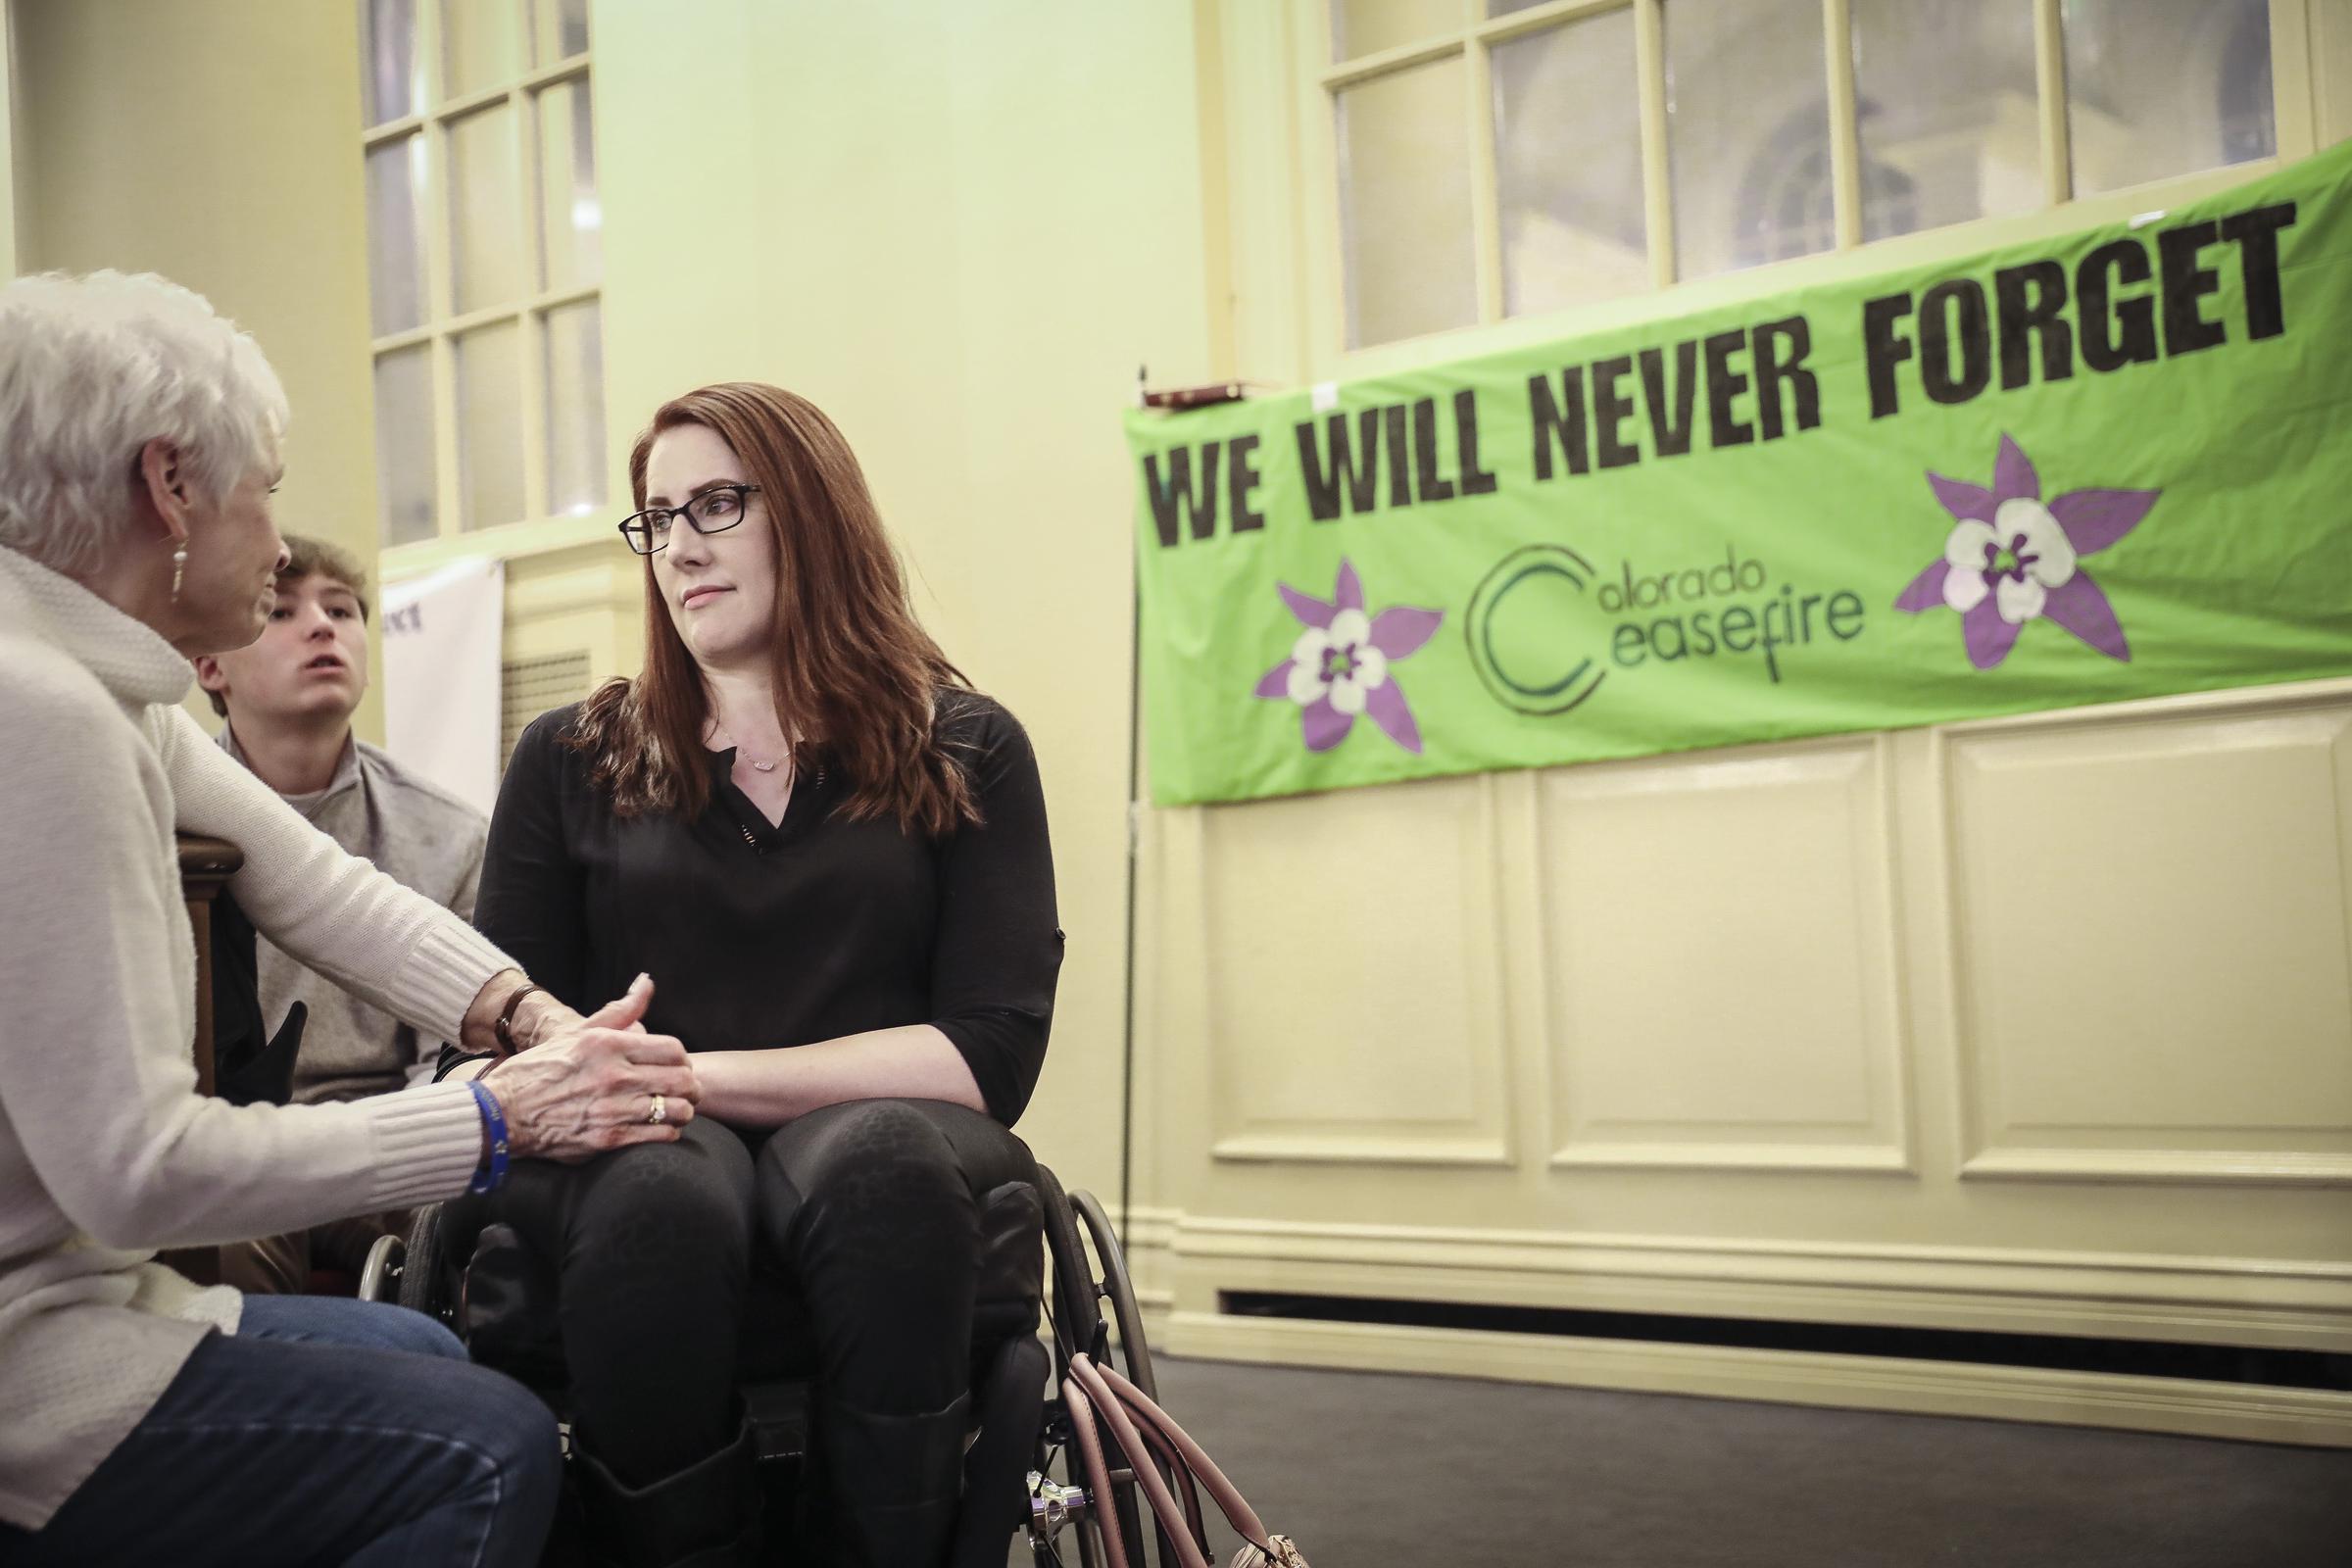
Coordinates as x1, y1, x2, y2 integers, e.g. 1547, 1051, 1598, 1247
466, 1079, 511, 1195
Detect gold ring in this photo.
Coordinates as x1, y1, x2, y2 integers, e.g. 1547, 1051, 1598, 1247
648, 1093, 667, 1126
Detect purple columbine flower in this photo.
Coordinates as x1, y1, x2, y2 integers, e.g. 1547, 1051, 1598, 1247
1894, 432, 2158, 670
1252, 558, 1443, 754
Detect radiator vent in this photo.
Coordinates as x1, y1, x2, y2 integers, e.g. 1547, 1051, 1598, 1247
501, 651, 595, 768
1215, 1293, 2351, 1392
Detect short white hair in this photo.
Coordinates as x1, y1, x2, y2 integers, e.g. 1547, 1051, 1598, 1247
0, 270, 290, 577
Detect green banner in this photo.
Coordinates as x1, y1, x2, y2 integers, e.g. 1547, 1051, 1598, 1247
1127, 141, 2352, 807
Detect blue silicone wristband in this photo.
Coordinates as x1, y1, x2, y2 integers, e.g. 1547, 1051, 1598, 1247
466, 1079, 510, 1195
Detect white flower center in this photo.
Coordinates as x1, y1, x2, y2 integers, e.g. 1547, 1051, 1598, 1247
1941, 500, 2078, 623
1285, 617, 1389, 710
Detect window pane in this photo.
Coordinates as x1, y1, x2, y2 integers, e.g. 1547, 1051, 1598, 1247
1666, 0, 1832, 280
359, 0, 419, 125
448, 104, 523, 314
531, 0, 590, 65
455, 323, 526, 530
365, 135, 427, 336
1494, 10, 1647, 318
1852, 1, 2038, 241
373, 348, 436, 547
537, 80, 602, 292
544, 301, 606, 515
441, 0, 523, 99
2066, 0, 2274, 198
1487, 0, 1554, 15
1332, 0, 1466, 62
1339, 58, 1477, 347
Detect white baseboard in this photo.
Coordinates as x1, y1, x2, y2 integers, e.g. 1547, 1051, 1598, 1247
1099, 1208, 2352, 1446
1127, 1212, 2352, 1352
1162, 1311, 2352, 1449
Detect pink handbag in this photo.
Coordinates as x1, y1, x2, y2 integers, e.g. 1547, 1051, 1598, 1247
1061, 1351, 1311, 1568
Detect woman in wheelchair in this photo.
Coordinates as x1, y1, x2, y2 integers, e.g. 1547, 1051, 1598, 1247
439, 381, 1061, 1568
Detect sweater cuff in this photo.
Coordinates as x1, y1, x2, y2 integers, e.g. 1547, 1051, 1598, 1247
390, 916, 516, 1043
364, 1080, 488, 1210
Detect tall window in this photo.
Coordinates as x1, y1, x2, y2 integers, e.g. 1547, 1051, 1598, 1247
359, 0, 607, 549
1322, 0, 2279, 349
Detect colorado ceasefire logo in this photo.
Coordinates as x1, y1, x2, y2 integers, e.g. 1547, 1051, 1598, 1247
1463, 545, 1611, 716
1894, 433, 2157, 669
1253, 560, 1443, 754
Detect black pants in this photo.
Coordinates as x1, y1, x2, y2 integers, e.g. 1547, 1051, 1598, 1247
483, 1099, 1033, 1513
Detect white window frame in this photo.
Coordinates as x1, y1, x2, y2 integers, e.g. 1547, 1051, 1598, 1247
1283, 0, 2328, 378
361, 0, 607, 573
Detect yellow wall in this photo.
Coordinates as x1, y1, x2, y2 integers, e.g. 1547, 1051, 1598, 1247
12, 0, 388, 745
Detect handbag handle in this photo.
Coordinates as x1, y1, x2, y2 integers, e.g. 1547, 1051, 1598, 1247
1061, 1371, 1137, 1568
1065, 1365, 1214, 1568
1067, 1353, 1282, 1562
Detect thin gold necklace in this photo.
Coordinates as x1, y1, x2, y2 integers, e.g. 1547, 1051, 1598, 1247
711, 724, 824, 849
710, 723, 789, 774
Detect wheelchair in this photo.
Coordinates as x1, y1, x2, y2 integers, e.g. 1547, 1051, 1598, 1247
366, 1157, 1163, 1567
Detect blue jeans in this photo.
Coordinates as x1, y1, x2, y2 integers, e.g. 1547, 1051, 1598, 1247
0, 1295, 560, 1566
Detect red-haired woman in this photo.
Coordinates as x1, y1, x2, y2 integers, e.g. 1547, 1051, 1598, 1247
444, 383, 1061, 1567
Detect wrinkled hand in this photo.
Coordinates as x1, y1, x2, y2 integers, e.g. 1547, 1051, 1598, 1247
482, 976, 700, 1160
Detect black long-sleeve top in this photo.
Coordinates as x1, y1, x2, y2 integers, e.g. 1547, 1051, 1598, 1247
469, 692, 1062, 1127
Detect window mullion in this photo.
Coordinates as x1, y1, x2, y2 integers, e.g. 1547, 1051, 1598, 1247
2318, 0, 2352, 149
410, 0, 462, 542
1467, 34, 1503, 323
1298, 0, 1347, 370
2032, 0, 2073, 205
1321, 35, 1468, 90
427, 332, 462, 542
418, 92, 463, 535
1822, 0, 1861, 249
2268, 0, 2317, 160
1633, 0, 1674, 289
519, 305, 551, 526
514, 85, 550, 523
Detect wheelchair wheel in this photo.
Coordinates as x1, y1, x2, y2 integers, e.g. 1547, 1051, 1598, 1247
1068, 1189, 1157, 1401
396, 1201, 452, 1321
1032, 1171, 1173, 1568
356, 1233, 405, 1304
1036, 1165, 1103, 1368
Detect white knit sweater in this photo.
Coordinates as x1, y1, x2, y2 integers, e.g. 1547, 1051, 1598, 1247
0, 546, 515, 1529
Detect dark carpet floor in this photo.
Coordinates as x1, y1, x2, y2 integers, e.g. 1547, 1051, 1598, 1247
1021, 1354, 2352, 1567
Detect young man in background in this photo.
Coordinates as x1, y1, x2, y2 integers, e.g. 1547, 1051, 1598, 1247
194, 535, 489, 1293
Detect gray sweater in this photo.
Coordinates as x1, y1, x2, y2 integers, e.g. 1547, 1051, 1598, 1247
0, 546, 512, 1529
218, 728, 489, 1102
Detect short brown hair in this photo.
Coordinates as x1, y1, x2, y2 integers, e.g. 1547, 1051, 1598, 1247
279, 534, 371, 619
203, 534, 371, 716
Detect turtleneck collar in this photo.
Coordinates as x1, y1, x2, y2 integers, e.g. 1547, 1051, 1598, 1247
0, 544, 194, 710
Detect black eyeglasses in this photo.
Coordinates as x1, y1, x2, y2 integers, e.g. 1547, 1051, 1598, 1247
617, 485, 760, 556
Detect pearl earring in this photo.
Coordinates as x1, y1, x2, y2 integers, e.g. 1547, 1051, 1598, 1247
171, 545, 187, 603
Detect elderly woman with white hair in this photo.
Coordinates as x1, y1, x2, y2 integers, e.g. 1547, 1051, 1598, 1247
0, 269, 702, 1565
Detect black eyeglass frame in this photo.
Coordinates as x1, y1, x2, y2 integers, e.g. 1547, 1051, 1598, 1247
616, 484, 762, 556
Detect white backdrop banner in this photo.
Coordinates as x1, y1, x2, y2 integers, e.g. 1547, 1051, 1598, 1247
381, 557, 505, 817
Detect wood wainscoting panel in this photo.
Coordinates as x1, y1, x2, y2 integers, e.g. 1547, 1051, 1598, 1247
1941, 695, 2352, 1183
1198, 773, 1514, 1165
1537, 737, 1913, 1172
